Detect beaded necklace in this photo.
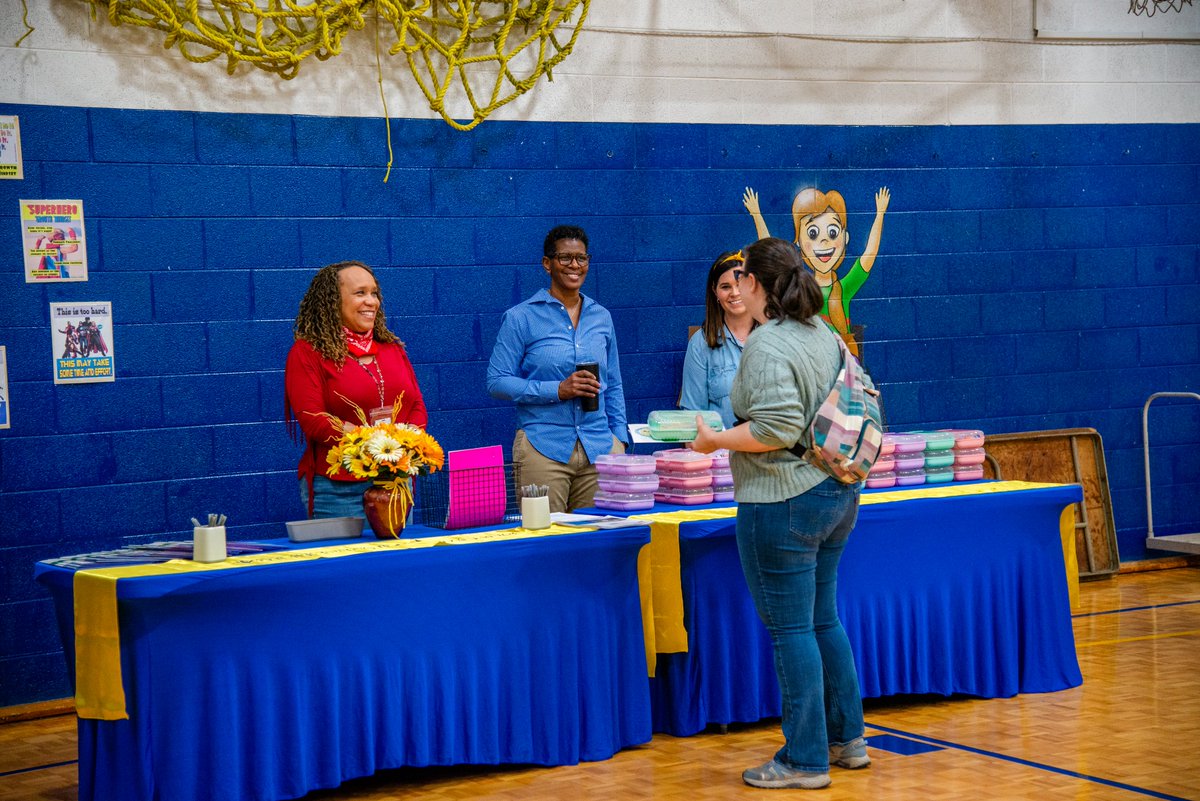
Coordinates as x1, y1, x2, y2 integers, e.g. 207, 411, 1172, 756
357, 358, 386, 410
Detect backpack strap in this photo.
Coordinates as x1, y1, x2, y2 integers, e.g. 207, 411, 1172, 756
735, 335, 851, 460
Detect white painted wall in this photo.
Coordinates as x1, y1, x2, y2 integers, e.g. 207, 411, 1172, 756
1, 0, 1198, 124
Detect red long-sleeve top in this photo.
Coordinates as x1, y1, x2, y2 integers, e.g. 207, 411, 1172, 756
284, 339, 428, 490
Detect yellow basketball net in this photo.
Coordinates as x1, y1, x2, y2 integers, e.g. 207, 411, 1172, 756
83, 1, 591, 131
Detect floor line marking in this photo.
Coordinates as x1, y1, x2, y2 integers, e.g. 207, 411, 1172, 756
1075, 628, 1200, 648
1073, 599, 1200, 619
864, 722, 1193, 801
0, 759, 78, 778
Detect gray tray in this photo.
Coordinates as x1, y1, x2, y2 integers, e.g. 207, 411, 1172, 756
286, 516, 364, 542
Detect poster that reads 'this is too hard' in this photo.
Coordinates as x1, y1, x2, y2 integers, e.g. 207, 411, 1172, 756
51, 302, 115, 385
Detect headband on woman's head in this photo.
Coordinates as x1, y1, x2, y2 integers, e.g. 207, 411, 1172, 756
717, 250, 744, 266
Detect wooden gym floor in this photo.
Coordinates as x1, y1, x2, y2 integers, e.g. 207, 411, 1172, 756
2, 566, 1198, 801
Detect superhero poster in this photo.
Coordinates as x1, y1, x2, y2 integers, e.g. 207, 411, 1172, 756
21, 199, 88, 282
0, 116, 21, 180
51, 302, 115, 385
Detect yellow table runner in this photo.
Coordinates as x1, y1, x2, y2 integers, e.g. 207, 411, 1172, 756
71, 480, 1078, 720
72, 524, 604, 720
625, 480, 1079, 678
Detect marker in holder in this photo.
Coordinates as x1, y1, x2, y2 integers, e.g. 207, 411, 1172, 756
519, 484, 550, 530
191, 513, 228, 563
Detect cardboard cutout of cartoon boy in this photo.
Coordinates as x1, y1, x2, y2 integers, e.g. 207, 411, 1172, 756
743, 186, 890, 358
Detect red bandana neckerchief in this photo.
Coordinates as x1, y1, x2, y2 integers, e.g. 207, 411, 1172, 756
343, 326, 379, 357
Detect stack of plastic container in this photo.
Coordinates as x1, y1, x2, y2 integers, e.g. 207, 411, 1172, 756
943, 429, 987, 481
653, 448, 714, 505
866, 434, 897, 488
891, 433, 928, 486
594, 453, 658, 511
710, 449, 734, 502
921, 430, 956, 484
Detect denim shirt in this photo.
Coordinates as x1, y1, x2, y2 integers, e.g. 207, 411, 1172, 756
487, 289, 628, 464
679, 325, 744, 429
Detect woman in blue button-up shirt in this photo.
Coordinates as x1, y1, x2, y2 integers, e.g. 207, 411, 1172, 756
487, 225, 628, 512
679, 250, 756, 429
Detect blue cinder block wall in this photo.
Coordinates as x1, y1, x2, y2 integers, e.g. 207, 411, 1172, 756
0, 104, 1197, 706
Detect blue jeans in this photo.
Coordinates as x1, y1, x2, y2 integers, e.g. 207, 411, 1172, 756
736, 477, 865, 773
299, 475, 369, 519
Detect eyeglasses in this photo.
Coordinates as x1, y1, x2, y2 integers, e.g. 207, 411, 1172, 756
552, 253, 591, 266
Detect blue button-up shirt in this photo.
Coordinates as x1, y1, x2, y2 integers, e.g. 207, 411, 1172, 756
679, 325, 744, 429
487, 289, 628, 464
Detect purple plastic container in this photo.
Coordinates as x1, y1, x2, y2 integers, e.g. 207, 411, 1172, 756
895, 467, 926, 486
593, 489, 655, 511
598, 474, 660, 493
596, 454, 658, 475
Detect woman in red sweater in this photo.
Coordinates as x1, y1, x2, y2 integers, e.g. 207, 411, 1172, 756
285, 261, 428, 518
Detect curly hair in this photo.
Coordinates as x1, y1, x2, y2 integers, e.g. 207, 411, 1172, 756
293, 261, 400, 364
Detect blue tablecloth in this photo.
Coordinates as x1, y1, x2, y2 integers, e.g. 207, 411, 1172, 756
632, 482, 1085, 736
36, 524, 653, 801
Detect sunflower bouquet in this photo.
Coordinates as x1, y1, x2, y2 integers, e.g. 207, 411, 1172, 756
321, 395, 444, 537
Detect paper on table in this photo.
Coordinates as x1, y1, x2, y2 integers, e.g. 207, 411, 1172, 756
445, 445, 507, 529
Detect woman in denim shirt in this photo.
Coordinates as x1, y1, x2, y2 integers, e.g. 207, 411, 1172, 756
679, 251, 756, 429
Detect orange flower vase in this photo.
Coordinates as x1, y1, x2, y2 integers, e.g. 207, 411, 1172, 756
362, 480, 410, 539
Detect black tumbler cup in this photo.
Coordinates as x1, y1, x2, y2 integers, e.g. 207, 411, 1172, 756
576, 361, 600, 412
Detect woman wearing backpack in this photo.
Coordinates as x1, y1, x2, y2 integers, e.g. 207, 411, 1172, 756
691, 237, 868, 790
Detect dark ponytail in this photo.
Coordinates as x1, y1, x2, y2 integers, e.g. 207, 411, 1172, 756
743, 238, 823, 325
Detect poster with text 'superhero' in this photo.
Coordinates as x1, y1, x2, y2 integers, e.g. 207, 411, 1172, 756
21, 199, 88, 282
51, 302, 114, 385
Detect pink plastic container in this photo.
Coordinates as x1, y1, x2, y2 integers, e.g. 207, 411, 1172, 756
879, 435, 897, 457
654, 487, 715, 505
953, 465, 984, 481
889, 433, 927, 454
598, 474, 660, 493
596, 454, 657, 475
593, 490, 655, 511
954, 447, 986, 466
658, 470, 713, 490
712, 489, 735, 503
865, 471, 896, 489
869, 455, 895, 474
895, 467, 926, 486
894, 454, 925, 471
943, 429, 986, 449
654, 449, 713, 473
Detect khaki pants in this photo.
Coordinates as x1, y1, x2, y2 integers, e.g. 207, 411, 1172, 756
513, 430, 625, 513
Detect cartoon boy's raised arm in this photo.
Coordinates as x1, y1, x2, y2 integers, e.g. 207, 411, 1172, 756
860, 187, 890, 272
742, 187, 772, 240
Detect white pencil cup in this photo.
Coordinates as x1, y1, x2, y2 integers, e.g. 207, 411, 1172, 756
520, 496, 551, 530
193, 525, 227, 563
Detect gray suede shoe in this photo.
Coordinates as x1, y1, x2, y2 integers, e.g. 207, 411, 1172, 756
742, 758, 832, 789
829, 736, 871, 769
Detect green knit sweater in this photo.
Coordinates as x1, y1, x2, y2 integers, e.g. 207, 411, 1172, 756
729, 315, 843, 503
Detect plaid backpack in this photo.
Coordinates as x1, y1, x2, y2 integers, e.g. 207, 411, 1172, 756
791, 335, 884, 484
